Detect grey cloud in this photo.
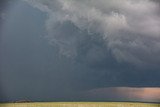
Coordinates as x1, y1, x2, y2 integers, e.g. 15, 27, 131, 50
1, 0, 160, 102
23, 0, 160, 67
152, 0, 160, 3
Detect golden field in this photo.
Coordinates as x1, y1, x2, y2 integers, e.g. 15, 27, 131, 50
0, 102, 159, 107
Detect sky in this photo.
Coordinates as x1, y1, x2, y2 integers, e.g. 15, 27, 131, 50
0, 0, 160, 102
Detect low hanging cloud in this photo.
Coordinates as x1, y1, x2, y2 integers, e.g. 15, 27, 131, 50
23, 0, 160, 67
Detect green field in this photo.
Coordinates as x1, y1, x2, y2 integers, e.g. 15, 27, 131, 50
0, 102, 159, 107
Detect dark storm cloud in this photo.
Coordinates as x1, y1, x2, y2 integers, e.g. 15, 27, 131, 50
0, 0, 12, 18
21, 0, 160, 92
0, 0, 14, 102
23, 0, 160, 85
0, 0, 160, 102
24, 0, 160, 67
0, 0, 9, 8
152, 0, 160, 3
0, 0, 7, 25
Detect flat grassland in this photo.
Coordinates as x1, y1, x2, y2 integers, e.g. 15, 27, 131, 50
0, 102, 159, 107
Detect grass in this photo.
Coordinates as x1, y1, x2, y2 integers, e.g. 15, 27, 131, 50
0, 102, 159, 107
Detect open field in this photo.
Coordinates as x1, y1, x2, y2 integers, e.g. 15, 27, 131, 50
0, 102, 159, 107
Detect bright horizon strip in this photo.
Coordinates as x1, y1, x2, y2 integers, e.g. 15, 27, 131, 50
116, 87, 160, 102
87, 87, 160, 102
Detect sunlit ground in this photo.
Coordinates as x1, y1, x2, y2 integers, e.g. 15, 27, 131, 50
0, 102, 159, 107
